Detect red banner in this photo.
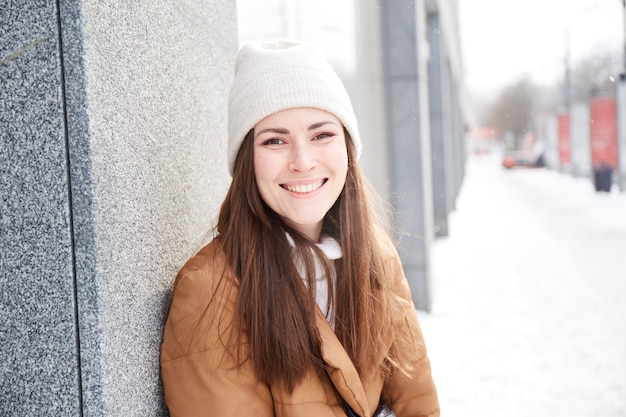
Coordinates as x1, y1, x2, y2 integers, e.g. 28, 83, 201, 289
558, 113, 570, 164
589, 97, 618, 169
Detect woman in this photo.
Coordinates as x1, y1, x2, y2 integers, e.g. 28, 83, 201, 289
160, 40, 439, 417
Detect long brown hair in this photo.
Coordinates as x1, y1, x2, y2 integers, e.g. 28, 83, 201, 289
216, 129, 421, 392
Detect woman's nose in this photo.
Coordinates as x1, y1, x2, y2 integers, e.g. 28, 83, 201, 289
288, 141, 317, 172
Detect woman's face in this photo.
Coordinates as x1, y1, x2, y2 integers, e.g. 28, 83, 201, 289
253, 107, 348, 242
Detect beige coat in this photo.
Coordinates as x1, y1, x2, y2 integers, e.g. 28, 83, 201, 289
160, 239, 439, 417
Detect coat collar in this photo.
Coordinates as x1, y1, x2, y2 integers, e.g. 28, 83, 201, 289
316, 308, 370, 417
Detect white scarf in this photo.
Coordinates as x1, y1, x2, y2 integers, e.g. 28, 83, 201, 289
287, 234, 343, 326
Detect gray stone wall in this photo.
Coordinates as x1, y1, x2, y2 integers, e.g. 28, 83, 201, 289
427, 0, 466, 238
380, 0, 435, 312
1, 1, 237, 415
1, 2, 82, 415
427, 7, 450, 238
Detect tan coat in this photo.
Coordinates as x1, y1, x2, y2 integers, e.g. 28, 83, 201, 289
160, 239, 439, 417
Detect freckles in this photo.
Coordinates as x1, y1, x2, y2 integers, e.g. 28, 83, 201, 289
257, 154, 278, 170
253, 153, 265, 169
254, 157, 274, 180
255, 158, 268, 171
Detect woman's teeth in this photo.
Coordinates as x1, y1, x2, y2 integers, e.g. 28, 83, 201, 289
284, 180, 324, 193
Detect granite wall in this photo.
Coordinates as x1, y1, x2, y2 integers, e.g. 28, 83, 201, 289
0, 1, 237, 415
1, 2, 81, 415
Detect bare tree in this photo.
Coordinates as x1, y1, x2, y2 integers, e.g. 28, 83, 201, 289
570, 48, 621, 100
473, 48, 621, 151
482, 77, 535, 148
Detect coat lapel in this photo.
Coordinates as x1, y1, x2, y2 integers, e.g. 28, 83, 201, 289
315, 309, 370, 417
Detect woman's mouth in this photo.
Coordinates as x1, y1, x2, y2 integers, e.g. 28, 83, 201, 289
281, 179, 327, 193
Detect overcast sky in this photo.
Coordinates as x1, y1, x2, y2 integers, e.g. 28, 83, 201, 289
237, 0, 624, 99
458, 0, 624, 97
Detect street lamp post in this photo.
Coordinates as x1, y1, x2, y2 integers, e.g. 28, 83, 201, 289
623, 0, 626, 76
619, 0, 626, 191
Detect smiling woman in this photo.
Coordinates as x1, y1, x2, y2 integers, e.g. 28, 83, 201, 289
253, 108, 349, 241
160, 40, 439, 417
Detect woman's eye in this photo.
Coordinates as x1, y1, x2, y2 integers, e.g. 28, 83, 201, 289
263, 138, 284, 146
314, 132, 334, 141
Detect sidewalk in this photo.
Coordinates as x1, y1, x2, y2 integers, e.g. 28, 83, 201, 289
420, 155, 626, 417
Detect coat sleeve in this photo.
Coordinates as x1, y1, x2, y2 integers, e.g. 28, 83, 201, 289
160, 244, 274, 417
382, 250, 440, 417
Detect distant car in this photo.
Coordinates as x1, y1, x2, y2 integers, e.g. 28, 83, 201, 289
502, 152, 545, 169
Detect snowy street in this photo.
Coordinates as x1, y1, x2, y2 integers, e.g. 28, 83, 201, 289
420, 155, 626, 417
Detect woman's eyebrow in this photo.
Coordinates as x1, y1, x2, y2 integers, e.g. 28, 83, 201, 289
254, 127, 290, 138
255, 121, 338, 138
308, 121, 339, 130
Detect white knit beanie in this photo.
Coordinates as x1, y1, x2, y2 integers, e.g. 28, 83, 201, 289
227, 40, 361, 176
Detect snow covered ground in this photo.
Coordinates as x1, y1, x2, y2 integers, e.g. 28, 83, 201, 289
420, 155, 626, 417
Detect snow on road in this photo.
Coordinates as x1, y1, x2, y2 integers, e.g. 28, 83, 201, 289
420, 155, 626, 417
